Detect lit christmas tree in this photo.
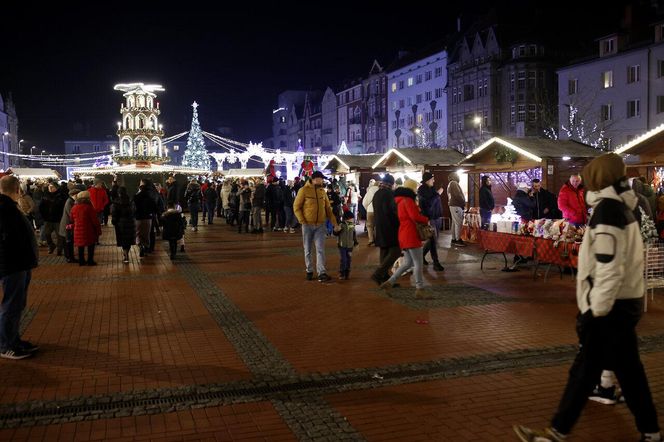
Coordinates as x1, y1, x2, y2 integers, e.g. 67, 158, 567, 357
182, 101, 211, 170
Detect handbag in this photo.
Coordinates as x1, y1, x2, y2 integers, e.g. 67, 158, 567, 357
416, 222, 434, 241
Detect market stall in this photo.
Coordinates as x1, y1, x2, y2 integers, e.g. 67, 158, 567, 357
457, 137, 600, 243
614, 123, 664, 190
371, 148, 465, 224
323, 154, 383, 193
6, 167, 62, 181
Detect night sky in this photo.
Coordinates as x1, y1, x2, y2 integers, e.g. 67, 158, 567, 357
1, 1, 642, 153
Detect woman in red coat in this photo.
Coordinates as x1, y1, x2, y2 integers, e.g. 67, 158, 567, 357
380, 178, 430, 298
70, 191, 102, 266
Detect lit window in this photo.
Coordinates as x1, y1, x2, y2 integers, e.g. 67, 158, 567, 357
568, 79, 578, 95
602, 71, 613, 88
408, 77, 414, 87
391, 82, 397, 92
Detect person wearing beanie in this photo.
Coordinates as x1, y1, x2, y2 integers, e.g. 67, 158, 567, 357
333, 210, 359, 280
447, 172, 466, 246
370, 174, 402, 285
515, 153, 661, 442
417, 172, 444, 271
380, 178, 431, 299
513, 182, 535, 221
557, 173, 587, 226
293, 170, 338, 282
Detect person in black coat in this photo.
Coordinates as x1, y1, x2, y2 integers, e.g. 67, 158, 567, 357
479, 175, 495, 229
133, 181, 158, 257
111, 186, 136, 264
161, 202, 186, 260
39, 183, 67, 255
166, 176, 179, 205
371, 174, 401, 285
417, 172, 444, 271
204, 183, 218, 225
513, 183, 535, 221
0, 176, 39, 359
531, 179, 559, 219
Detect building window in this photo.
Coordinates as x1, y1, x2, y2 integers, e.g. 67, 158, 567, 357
392, 101, 397, 110
416, 74, 422, 84
602, 38, 615, 55
478, 80, 484, 97
425, 91, 432, 101
517, 104, 526, 122
510, 72, 515, 92
602, 71, 613, 88
517, 71, 526, 89
528, 104, 537, 122
416, 94, 422, 104
464, 84, 474, 101
601, 104, 613, 121
435, 109, 443, 120
391, 82, 397, 92
407, 77, 414, 87
527, 71, 536, 89
510, 105, 516, 125
435, 67, 443, 77
407, 115, 413, 126
435, 88, 443, 99
425, 71, 432, 81
398, 80, 404, 89
399, 99, 405, 108
399, 118, 404, 127
483, 79, 488, 97
417, 114, 423, 124
407, 97, 412, 106
627, 99, 640, 118
657, 96, 664, 114
627, 65, 640, 83
659, 60, 664, 78
568, 79, 578, 95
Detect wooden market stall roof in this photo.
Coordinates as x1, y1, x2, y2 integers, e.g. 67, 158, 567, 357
459, 137, 601, 171
224, 168, 264, 177
371, 148, 465, 169
614, 123, 664, 164
6, 167, 61, 180
324, 154, 383, 174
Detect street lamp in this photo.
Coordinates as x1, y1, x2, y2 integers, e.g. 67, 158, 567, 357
473, 115, 482, 140
111, 145, 116, 156
41, 149, 46, 158
1, 132, 8, 170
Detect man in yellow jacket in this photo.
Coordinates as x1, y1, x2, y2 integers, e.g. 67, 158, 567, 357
293, 171, 338, 282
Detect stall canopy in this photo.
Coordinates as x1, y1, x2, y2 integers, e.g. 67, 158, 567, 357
71, 164, 211, 177
6, 167, 61, 180
224, 168, 265, 178
614, 123, 664, 165
324, 154, 382, 174
458, 136, 601, 171
371, 148, 465, 170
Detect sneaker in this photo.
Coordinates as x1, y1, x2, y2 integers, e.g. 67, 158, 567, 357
513, 425, 566, 442
641, 433, 663, 442
370, 274, 384, 286
87, 261, 97, 266
289, 228, 295, 233
433, 262, 445, 271
423, 257, 429, 265
123, 257, 129, 264
306, 272, 314, 281
379, 280, 393, 291
415, 288, 433, 300
318, 273, 332, 283
588, 385, 620, 405
17, 340, 39, 353
455, 239, 467, 247
0, 347, 32, 360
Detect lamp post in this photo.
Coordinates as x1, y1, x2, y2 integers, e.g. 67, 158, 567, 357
473, 115, 482, 141
1, 132, 8, 171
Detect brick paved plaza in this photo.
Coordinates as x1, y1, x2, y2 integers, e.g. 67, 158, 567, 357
1, 222, 663, 441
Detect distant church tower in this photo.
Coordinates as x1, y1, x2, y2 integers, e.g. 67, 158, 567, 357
114, 83, 166, 159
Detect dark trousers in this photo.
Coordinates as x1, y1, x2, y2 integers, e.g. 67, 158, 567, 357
78, 245, 96, 264
422, 218, 442, 263
372, 246, 402, 282
168, 239, 177, 258
480, 209, 492, 229
0, 270, 31, 351
552, 302, 659, 435
189, 203, 200, 227
270, 206, 284, 229
64, 239, 74, 261
339, 247, 352, 274
43, 222, 61, 251
206, 202, 215, 224
238, 211, 250, 233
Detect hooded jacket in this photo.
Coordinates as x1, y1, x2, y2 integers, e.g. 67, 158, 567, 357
293, 180, 337, 226
394, 187, 429, 249
417, 184, 443, 219
576, 185, 643, 317
446, 173, 465, 208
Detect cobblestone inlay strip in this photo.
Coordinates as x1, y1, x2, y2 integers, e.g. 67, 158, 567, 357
177, 258, 364, 441
379, 284, 520, 310
3, 333, 664, 430
30, 273, 181, 286
19, 308, 37, 334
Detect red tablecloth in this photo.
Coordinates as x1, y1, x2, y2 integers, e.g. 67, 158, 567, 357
479, 231, 580, 269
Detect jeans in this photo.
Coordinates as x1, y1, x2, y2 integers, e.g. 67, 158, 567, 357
349, 203, 357, 221
43, 221, 61, 252
480, 208, 492, 229
284, 206, 294, 229
422, 218, 442, 263
302, 223, 327, 275
0, 270, 31, 351
387, 247, 424, 289
251, 207, 263, 231
372, 246, 402, 282
339, 247, 352, 274
450, 206, 464, 241
552, 303, 659, 435
206, 202, 215, 224
189, 203, 200, 227
168, 239, 177, 257
135, 219, 152, 248
238, 211, 250, 233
